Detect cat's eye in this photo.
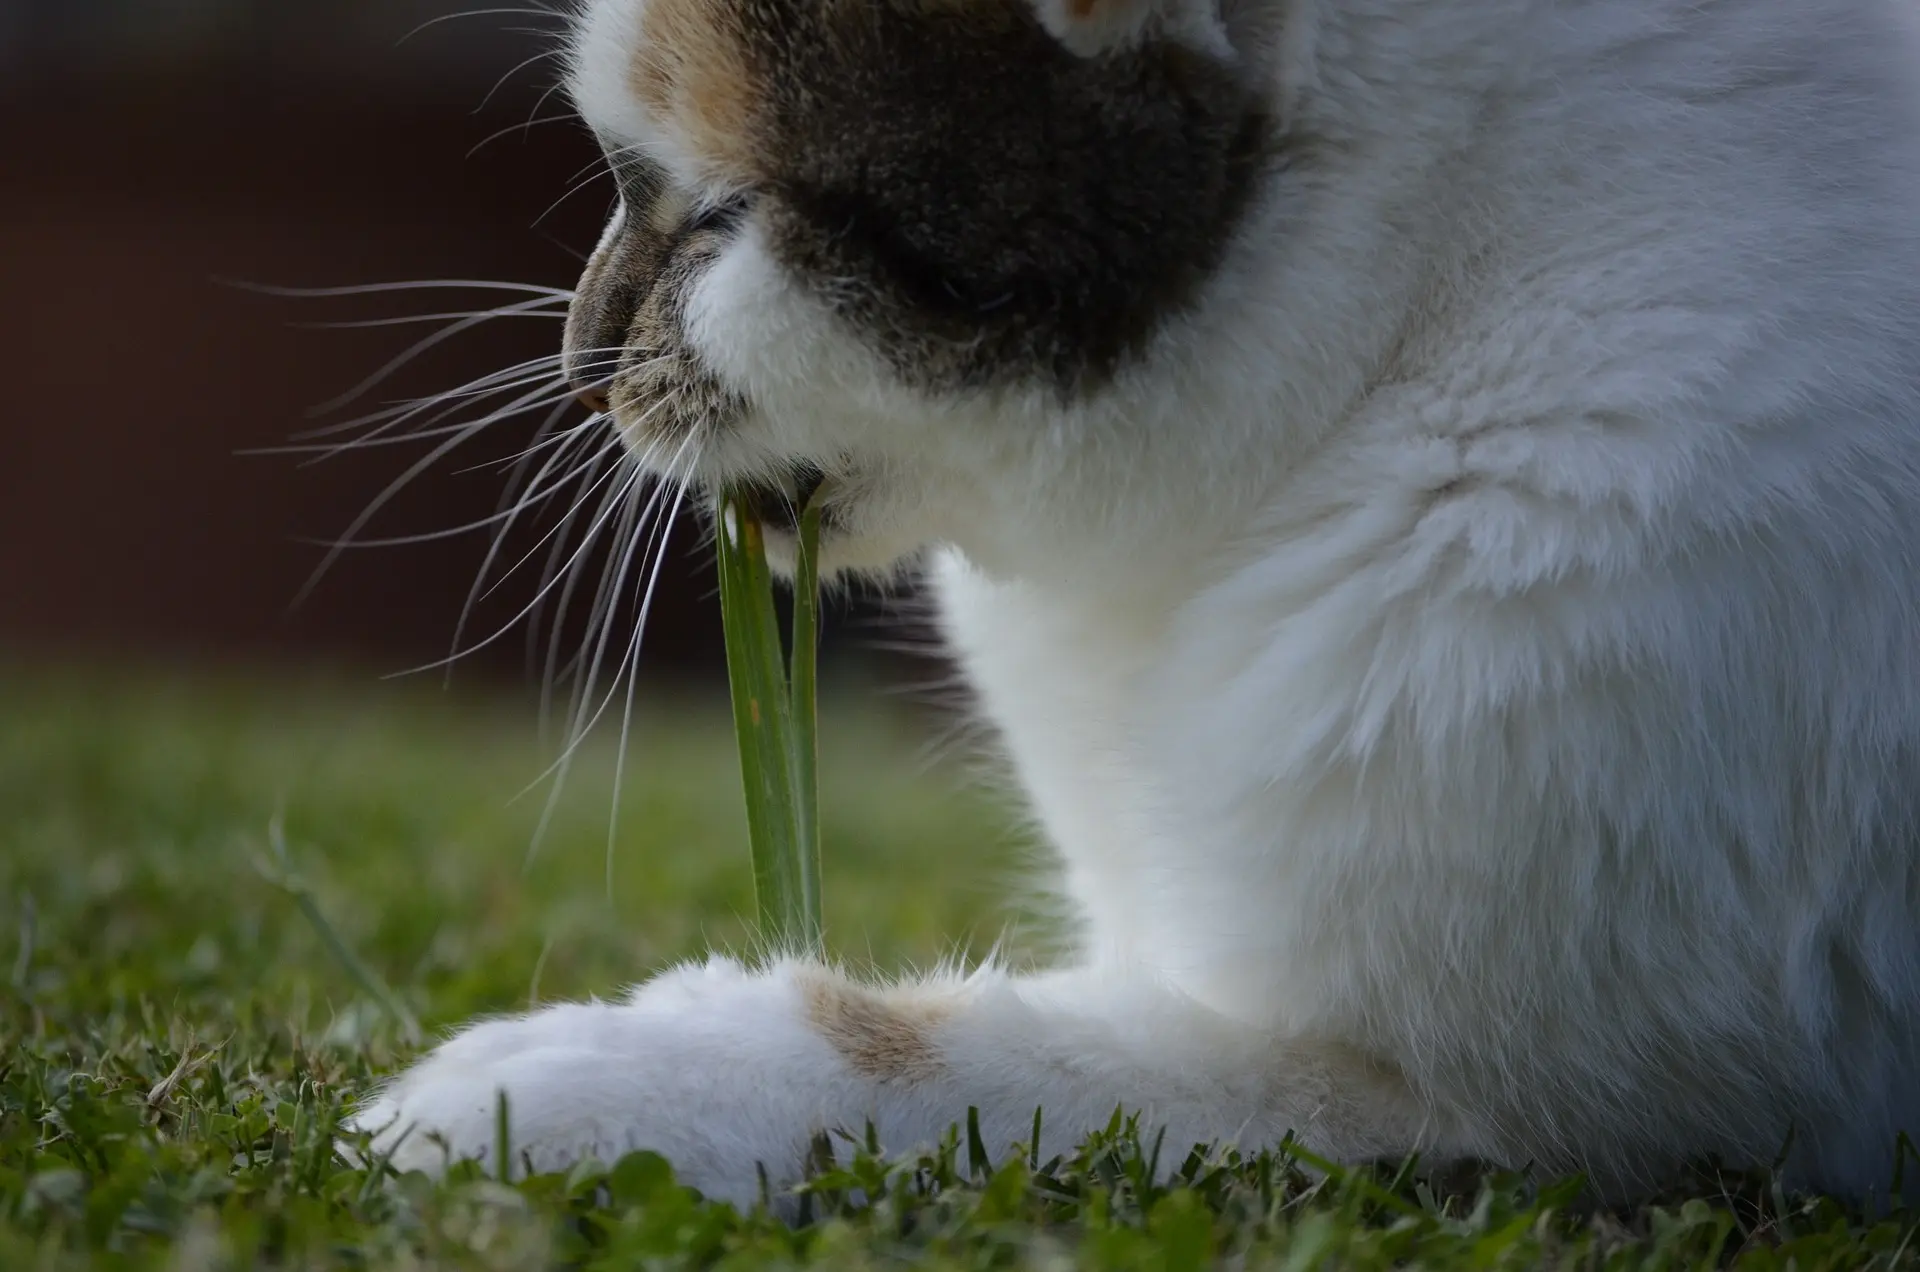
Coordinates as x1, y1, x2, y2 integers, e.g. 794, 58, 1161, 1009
683, 196, 750, 238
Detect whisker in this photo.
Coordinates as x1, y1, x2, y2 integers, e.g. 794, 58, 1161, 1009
534, 443, 655, 738
467, 112, 580, 158
423, 416, 681, 694
537, 427, 695, 766
534, 228, 591, 265
538, 406, 681, 690
294, 347, 641, 461
473, 46, 569, 119
305, 294, 583, 417
522, 77, 576, 140
315, 421, 601, 548
294, 307, 569, 331
476, 433, 643, 607
603, 452, 697, 896
552, 138, 674, 207
452, 430, 627, 684
518, 462, 655, 847
289, 375, 590, 606
398, 6, 570, 48
536, 168, 619, 229
259, 373, 583, 461
387, 444, 640, 682
456, 398, 603, 627
225, 278, 572, 300
276, 347, 624, 449
523, 435, 700, 865
460, 409, 604, 474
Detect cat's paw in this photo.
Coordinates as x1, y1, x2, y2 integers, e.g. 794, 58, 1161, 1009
342, 958, 860, 1207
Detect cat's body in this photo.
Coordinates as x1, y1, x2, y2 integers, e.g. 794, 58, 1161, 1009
352, 0, 1920, 1204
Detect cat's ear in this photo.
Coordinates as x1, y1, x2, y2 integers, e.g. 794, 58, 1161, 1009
1024, 0, 1231, 59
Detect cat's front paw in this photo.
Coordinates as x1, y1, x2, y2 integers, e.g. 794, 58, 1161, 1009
343, 958, 860, 1207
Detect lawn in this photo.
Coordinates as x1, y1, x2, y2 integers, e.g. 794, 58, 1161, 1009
3, 667, 1916, 1268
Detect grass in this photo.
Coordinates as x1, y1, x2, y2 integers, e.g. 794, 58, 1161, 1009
714, 497, 825, 952
4, 668, 1919, 1268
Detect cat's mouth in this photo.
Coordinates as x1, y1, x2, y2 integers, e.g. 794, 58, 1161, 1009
719, 464, 831, 537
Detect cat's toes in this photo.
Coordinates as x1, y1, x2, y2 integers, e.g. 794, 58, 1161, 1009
347, 1009, 657, 1182
341, 958, 852, 1207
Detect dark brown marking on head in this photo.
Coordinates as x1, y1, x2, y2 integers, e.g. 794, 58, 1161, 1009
738, 0, 1279, 396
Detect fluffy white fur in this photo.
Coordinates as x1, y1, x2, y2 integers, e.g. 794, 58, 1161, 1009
353, 0, 1920, 1205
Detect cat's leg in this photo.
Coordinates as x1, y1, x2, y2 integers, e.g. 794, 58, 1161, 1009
347, 956, 1465, 1206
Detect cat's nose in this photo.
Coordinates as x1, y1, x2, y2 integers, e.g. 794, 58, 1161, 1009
573, 382, 611, 414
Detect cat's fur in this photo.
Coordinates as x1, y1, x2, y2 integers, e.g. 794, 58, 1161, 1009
350, 0, 1920, 1205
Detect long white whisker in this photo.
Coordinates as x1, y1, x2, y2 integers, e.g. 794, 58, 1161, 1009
292, 344, 631, 443
536, 172, 618, 230
445, 401, 603, 677
467, 113, 580, 159
318, 421, 602, 549
407, 419, 680, 689
306, 294, 582, 416
523, 434, 700, 866
533, 448, 642, 736
290, 375, 589, 606
386, 448, 642, 682
265, 375, 583, 464
521, 78, 575, 143
226, 279, 572, 300
294, 307, 568, 331
603, 454, 697, 896
477, 435, 647, 605
533, 429, 696, 776
563, 432, 696, 720
473, 47, 569, 119
398, 7, 569, 48
275, 347, 625, 452
464, 408, 608, 474
540, 418, 681, 691
518, 464, 654, 853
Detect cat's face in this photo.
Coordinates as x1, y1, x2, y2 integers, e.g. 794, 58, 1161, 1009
561, 0, 1279, 575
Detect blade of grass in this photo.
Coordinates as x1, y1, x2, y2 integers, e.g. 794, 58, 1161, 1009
260, 820, 423, 1045
788, 501, 824, 935
714, 497, 823, 952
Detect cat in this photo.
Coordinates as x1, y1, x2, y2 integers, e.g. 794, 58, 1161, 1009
348, 0, 1920, 1207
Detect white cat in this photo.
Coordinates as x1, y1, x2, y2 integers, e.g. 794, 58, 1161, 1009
350, 0, 1920, 1207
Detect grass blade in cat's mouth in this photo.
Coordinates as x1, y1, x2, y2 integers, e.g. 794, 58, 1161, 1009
724, 465, 829, 535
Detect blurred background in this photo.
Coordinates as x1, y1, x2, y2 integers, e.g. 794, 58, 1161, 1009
0, 0, 919, 688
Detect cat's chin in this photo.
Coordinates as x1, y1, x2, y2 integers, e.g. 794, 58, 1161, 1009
713, 477, 928, 583
755, 518, 928, 583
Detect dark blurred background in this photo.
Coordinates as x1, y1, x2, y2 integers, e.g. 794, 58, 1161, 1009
0, 0, 911, 689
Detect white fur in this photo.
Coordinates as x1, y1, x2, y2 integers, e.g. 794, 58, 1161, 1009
356, 0, 1920, 1204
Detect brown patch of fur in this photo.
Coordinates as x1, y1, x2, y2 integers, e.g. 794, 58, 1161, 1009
632, 0, 763, 182
800, 969, 953, 1083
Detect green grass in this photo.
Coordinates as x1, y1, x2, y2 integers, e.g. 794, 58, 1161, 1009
714, 497, 826, 952
4, 669, 1917, 1268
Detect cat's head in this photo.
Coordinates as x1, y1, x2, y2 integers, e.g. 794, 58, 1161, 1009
560, 0, 1310, 578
